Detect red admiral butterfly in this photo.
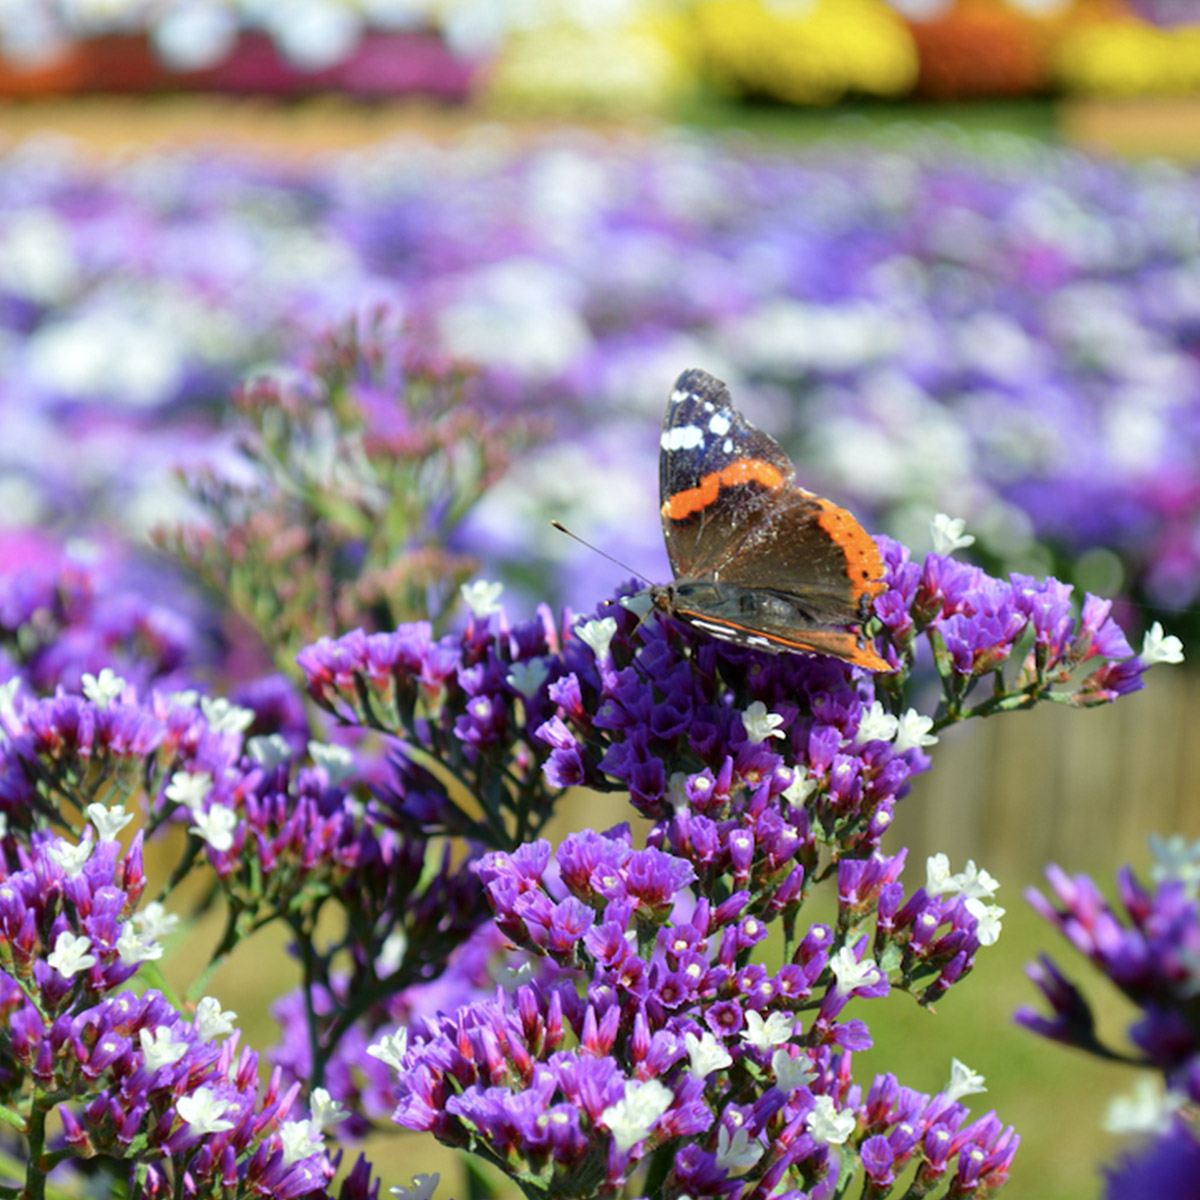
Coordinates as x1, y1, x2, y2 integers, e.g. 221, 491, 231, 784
650, 368, 891, 672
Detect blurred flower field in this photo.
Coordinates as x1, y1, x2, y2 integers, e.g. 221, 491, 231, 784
5, 125, 1200, 645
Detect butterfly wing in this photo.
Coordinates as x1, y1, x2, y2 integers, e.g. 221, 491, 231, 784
658, 369, 889, 670
659, 368, 795, 580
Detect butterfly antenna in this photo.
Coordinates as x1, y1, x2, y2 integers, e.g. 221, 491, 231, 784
550, 521, 648, 584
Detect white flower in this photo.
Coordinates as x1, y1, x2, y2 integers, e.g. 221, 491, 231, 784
829, 946, 883, 997
190, 803, 238, 853
81, 668, 126, 709
1141, 621, 1184, 666
279, 1118, 324, 1166
945, 1058, 987, 1103
782, 766, 818, 805
715, 1123, 764, 1172
461, 579, 504, 619
116, 924, 162, 966
308, 740, 356, 785
47, 930, 95, 978
200, 696, 255, 735
165, 770, 212, 812
177, 1086, 235, 1135
576, 617, 618, 663
1149, 833, 1200, 892
965, 898, 1005, 947
856, 701, 898, 744
48, 838, 92, 878
390, 1174, 440, 1200
1103, 1076, 1184, 1135
506, 659, 550, 698
771, 1047, 816, 1093
139, 1026, 188, 1071
740, 1010, 795, 1050
247, 733, 293, 769
741, 701, 785, 744
806, 1095, 856, 1145
367, 1026, 408, 1070
86, 802, 134, 842
166, 689, 200, 710
684, 1030, 732, 1078
600, 1079, 673, 1153
894, 709, 938, 753
132, 901, 179, 942
193, 996, 237, 1042
309, 1087, 350, 1132
926, 854, 998, 900
930, 513, 976, 556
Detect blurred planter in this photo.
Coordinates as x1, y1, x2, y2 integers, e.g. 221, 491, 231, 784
905, 5, 1051, 98
691, 0, 918, 105
178, 29, 476, 100
0, 44, 90, 96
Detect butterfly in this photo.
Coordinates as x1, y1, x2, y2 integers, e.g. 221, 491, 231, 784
649, 368, 891, 672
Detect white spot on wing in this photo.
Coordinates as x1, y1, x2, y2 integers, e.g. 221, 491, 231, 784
708, 413, 731, 436
662, 425, 705, 451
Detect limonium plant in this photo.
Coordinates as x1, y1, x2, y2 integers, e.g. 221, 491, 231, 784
0, 325, 1184, 1196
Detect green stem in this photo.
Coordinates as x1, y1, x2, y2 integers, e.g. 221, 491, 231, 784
25, 1103, 46, 1200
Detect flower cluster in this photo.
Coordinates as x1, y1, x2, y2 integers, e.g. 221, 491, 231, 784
382, 826, 1017, 1199
0, 822, 377, 1198
1018, 834, 1200, 1199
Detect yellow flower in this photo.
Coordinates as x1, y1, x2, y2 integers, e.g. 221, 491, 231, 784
1053, 19, 1200, 95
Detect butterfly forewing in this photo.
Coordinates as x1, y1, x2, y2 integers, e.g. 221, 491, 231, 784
659, 369, 795, 580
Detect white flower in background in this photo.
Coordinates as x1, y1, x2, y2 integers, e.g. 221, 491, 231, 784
0, 677, 20, 728
806, 1095, 856, 1145
247, 734, 293, 770
742, 701, 785, 744
894, 709, 938, 753
177, 1086, 235, 1136
576, 617, 618, 663
1103, 1076, 1184, 1136
507, 659, 550, 698
81, 668, 126, 709
740, 1010, 795, 1050
715, 1123, 763, 1172
856, 700, 899, 744
279, 1118, 324, 1166
193, 997, 236, 1041
367, 1027, 408, 1071
309, 1087, 350, 1132
1141, 622, 1184, 666
771, 1047, 816, 1093
684, 1030, 733, 1078
308, 741, 356, 785
461, 579, 505, 618
926, 854, 999, 900
139, 1026, 188, 1071
829, 946, 883, 997
87, 803, 134, 842
945, 1058, 988, 1103
165, 770, 212, 813
267, 0, 362, 71
48, 931, 96, 978
600, 1079, 673, 1153
201, 697, 255, 735
132, 902, 179, 942
48, 839, 92, 878
190, 804, 238, 853
116, 924, 162, 966
930, 513, 976, 556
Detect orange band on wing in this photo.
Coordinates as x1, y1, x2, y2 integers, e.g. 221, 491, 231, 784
662, 458, 785, 522
813, 497, 887, 603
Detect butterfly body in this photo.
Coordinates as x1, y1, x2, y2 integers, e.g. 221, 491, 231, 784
654, 368, 890, 672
